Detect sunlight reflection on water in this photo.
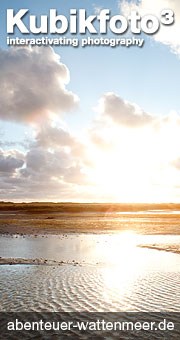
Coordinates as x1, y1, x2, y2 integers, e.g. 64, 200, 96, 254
0, 233, 180, 312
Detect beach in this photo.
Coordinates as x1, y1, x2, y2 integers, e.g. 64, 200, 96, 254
0, 203, 179, 309
0, 202, 180, 256
0, 203, 180, 339
0, 232, 180, 313
0, 202, 180, 236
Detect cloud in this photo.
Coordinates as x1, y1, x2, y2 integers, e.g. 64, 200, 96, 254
34, 123, 90, 163
0, 46, 79, 124
0, 46, 90, 200
86, 91, 180, 202
20, 122, 90, 184
24, 147, 72, 175
172, 158, 180, 169
92, 4, 103, 15
0, 117, 92, 200
96, 92, 153, 127
89, 131, 114, 150
35, 124, 75, 148
120, 0, 180, 55
0, 149, 24, 173
0, 87, 180, 202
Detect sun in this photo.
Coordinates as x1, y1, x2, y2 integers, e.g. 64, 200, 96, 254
85, 119, 180, 203
88, 149, 154, 202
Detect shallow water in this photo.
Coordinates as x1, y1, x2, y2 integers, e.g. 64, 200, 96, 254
116, 210, 180, 215
0, 233, 180, 263
0, 234, 180, 312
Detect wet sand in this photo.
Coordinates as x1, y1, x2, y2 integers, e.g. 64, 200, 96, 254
0, 203, 180, 256
139, 244, 180, 254
0, 208, 180, 236
0, 257, 80, 266
1, 235, 180, 313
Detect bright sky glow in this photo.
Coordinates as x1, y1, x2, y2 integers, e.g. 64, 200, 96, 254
0, 0, 180, 202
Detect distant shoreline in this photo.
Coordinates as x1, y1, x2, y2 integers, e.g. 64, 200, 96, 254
1, 201, 180, 213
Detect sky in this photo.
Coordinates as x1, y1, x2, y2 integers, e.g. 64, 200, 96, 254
0, 0, 180, 202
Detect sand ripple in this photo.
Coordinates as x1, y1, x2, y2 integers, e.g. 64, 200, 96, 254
0, 264, 179, 312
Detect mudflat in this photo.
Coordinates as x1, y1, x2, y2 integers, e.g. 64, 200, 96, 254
0, 202, 180, 235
